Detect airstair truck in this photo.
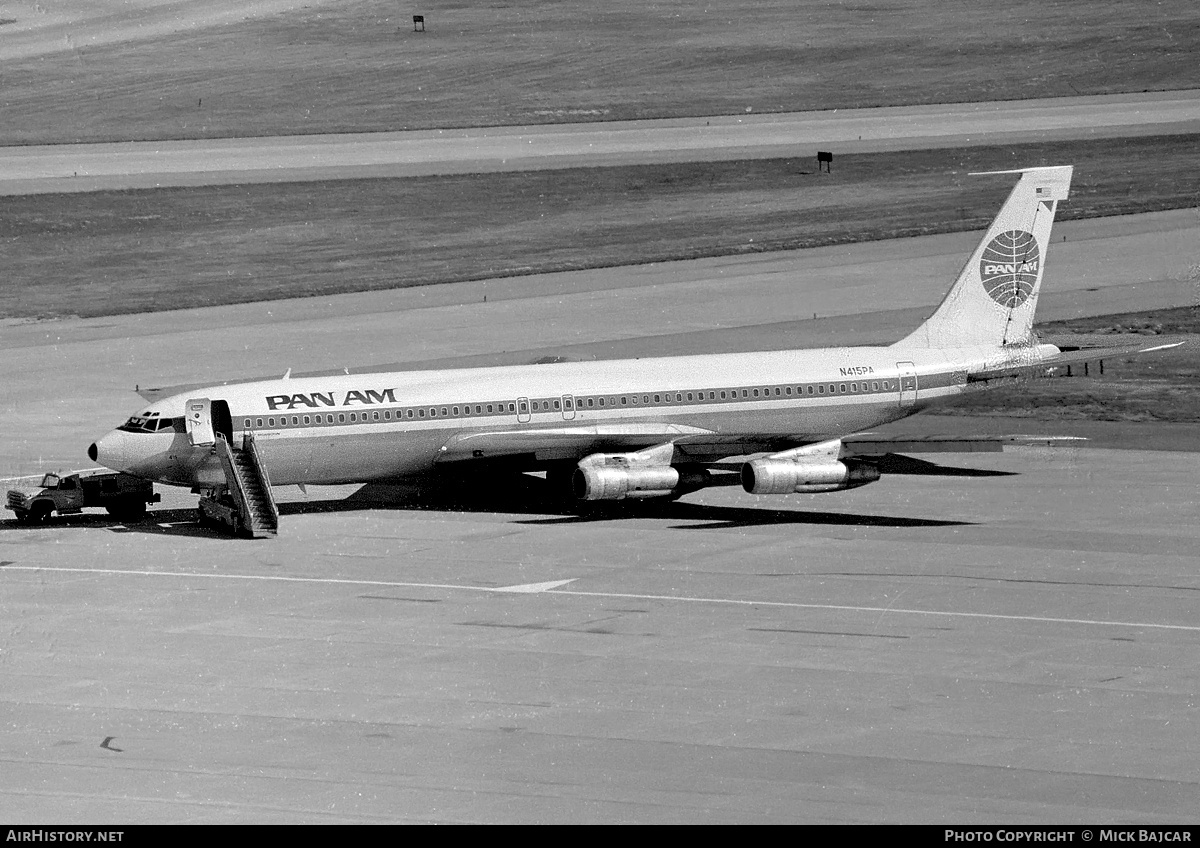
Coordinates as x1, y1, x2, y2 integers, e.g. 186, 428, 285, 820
7, 471, 159, 523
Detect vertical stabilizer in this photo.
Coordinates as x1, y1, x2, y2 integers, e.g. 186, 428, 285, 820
894, 166, 1072, 349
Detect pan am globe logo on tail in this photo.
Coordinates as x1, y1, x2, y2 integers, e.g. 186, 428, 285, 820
980, 230, 1040, 308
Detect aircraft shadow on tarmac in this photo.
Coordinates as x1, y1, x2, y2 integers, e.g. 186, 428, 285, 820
3, 505, 970, 535
2, 459, 992, 536
518, 504, 973, 530
287, 470, 976, 529
2, 510, 226, 538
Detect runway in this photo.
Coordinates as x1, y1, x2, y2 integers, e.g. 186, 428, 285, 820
3, 446, 1198, 822
2, 90, 1199, 195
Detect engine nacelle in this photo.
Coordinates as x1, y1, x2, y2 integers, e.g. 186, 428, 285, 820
572, 464, 712, 501
573, 465, 677, 500
740, 458, 879, 494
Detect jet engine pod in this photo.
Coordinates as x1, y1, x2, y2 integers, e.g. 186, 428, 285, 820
741, 458, 879, 494
573, 465, 681, 500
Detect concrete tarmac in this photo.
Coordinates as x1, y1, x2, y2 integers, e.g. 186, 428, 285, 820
2, 90, 1199, 195
2, 447, 1198, 823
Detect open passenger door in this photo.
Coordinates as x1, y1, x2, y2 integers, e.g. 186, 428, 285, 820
185, 398, 215, 446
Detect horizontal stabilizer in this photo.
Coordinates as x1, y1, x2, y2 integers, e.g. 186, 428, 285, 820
969, 339, 1187, 383
968, 166, 1072, 201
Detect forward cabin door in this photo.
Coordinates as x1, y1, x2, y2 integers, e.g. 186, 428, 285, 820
185, 398, 215, 446
211, 399, 234, 444
896, 362, 918, 409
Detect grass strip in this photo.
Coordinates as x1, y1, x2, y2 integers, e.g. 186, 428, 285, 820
4, 134, 1200, 321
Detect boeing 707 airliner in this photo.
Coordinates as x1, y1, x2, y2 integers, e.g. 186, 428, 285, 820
86, 166, 1180, 520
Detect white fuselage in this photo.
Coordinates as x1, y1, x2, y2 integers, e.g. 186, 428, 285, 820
90, 342, 1044, 488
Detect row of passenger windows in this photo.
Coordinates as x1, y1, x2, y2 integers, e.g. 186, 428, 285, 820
245, 403, 518, 429
241, 379, 896, 430
553, 380, 895, 410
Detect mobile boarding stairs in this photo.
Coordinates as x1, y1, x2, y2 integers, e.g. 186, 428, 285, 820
187, 398, 278, 538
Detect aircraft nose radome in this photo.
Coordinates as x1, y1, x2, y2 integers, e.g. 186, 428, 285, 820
90, 431, 130, 473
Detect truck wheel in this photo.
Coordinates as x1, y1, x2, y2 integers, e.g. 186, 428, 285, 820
106, 498, 148, 521
30, 502, 53, 524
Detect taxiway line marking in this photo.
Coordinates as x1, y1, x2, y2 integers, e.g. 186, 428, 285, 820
5, 565, 1200, 633
495, 579, 578, 594
551, 589, 1200, 632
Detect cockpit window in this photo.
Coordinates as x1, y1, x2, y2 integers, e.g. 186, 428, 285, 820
119, 415, 181, 433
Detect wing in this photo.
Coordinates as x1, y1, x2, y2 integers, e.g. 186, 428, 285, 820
434, 422, 1084, 470
435, 423, 782, 466
840, 433, 1086, 456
